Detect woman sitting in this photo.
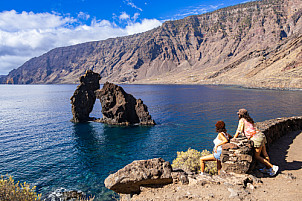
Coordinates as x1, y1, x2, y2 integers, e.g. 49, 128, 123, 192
233, 108, 279, 176
200, 121, 232, 175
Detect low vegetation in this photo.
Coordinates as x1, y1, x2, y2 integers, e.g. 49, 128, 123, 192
0, 175, 41, 201
172, 148, 217, 175
0, 175, 94, 201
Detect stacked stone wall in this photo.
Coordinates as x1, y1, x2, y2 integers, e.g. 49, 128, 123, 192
221, 116, 302, 174
255, 116, 302, 146
221, 136, 254, 174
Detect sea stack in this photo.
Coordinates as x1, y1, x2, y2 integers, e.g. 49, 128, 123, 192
70, 70, 101, 122
95, 82, 156, 125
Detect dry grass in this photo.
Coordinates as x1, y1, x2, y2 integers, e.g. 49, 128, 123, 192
0, 175, 41, 201
172, 148, 217, 175
0, 175, 94, 201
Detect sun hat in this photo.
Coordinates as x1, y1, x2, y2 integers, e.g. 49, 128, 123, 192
237, 108, 248, 115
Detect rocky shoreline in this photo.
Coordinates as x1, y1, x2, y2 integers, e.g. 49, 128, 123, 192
104, 116, 302, 200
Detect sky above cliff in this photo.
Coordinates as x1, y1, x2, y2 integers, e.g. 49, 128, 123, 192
0, 0, 254, 75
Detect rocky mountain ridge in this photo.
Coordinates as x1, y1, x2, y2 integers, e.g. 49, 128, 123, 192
1, 0, 302, 89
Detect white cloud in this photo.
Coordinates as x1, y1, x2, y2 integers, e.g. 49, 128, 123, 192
124, 0, 143, 11
166, 3, 224, 21
132, 13, 140, 22
119, 12, 130, 20
126, 19, 162, 35
0, 10, 162, 75
241, 0, 257, 3
77, 12, 90, 20
0, 10, 75, 32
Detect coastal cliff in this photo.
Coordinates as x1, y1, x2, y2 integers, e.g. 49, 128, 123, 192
1, 0, 302, 89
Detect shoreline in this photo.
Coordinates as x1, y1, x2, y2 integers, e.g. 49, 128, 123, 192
1, 83, 302, 91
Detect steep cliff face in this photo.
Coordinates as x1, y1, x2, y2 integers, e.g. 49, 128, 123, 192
3, 0, 302, 89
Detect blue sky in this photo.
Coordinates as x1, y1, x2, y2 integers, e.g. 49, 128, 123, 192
0, 0, 252, 75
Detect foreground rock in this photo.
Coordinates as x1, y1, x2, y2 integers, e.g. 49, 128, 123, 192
70, 70, 101, 122
95, 82, 155, 125
104, 158, 172, 194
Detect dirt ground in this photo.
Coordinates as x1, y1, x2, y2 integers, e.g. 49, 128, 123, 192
130, 131, 302, 201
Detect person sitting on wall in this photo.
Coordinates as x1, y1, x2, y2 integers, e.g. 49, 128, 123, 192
233, 108, 279, 176
200, 121, 232, 175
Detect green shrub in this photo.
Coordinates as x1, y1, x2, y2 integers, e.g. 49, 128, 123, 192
0, 175, 94, 201
0, 175, 41, 201
200, 149, 217, 175
171, 148, 217, 175
172, 148, 201, 173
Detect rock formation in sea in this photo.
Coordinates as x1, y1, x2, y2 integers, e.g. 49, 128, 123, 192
70, 70, 101, 122
95, 82, 156, 125
2, 0, 302, 89
104, 158, 173, 194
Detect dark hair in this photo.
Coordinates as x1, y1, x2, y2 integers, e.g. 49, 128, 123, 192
238, 113, 254, 124
215, 121, 227, 133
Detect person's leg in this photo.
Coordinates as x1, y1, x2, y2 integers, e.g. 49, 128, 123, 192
261, 144, 270, 162
200, 154, 215, 173
217, 160, 222, 175
254, 146, 273, 169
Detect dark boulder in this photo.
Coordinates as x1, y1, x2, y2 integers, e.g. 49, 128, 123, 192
70, 70, 101, 122
104, 158, 173, 194
95, 82, 155, 125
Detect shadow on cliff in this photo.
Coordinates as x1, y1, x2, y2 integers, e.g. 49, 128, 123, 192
267, 130, 302, 172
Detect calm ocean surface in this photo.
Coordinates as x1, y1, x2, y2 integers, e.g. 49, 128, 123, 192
0, 84, 302, 200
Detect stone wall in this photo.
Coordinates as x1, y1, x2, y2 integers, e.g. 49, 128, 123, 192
221, 116, 302, 174
221, 136, 254, 174
255, 116, 302, 146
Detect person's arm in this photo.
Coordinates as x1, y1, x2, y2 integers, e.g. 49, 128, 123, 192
233, 118, 244, 138
214, 132, 229, 152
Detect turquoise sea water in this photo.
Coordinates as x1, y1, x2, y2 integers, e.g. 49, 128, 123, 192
0, 84, 302, 200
